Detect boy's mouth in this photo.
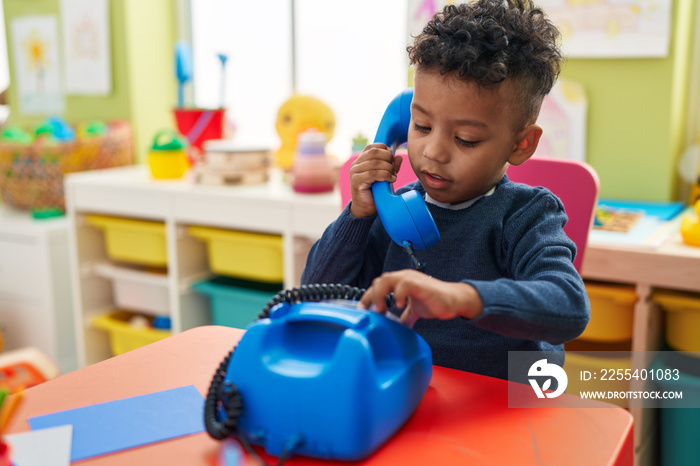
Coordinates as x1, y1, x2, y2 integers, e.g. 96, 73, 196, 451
422, 171, 451, 190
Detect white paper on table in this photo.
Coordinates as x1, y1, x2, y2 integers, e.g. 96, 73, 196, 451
5, 424, 72, 466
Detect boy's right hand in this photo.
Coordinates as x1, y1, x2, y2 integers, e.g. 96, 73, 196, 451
349, 143, 403, 218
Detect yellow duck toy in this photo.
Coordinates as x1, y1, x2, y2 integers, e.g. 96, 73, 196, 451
275, 95, 335, 170
680, 199, 700, 247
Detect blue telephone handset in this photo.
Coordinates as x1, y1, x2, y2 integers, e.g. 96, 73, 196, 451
372, 88, 440, 250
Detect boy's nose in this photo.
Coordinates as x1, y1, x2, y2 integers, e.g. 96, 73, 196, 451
423, 135, 450, 163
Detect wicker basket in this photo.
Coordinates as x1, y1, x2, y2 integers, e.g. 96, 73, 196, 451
0, 120, 134, 210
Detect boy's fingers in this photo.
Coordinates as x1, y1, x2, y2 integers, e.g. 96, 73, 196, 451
360, 274, 398, 313
362, 170, 397, 184
355, 145, 393, 164
364, 142, 390, 151
369, 288, 389, 313
357, 291, 370, 310
393, 155, 403, 174
359, 287, 386, 312
391, 278, 414, 309
351, 158, 396, 176
350, 161, 398, 187
400, 304, 420, 328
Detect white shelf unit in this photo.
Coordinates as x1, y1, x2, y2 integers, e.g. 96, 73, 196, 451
65, 165, 341, 367
0, 205, 77, 374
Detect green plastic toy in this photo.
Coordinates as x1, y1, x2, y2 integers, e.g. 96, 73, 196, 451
0, 126, 32, 144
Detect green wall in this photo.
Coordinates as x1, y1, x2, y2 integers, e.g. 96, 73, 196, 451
122, 0, 178, 162
3, 1, 696, 190
561, 0, 696, 201
2, 0, 177, 162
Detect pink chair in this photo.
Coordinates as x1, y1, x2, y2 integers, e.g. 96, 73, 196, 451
338, 155, 600, 273
506, 157, 600, 273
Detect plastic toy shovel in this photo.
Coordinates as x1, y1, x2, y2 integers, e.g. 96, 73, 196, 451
217, 53, 228, 108
175, 41, 193, 107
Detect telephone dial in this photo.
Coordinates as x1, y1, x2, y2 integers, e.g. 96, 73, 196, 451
204, 284, 433, 463
372, 88, 440, 251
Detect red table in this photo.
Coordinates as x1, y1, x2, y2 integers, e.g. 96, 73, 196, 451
5, 326, 633, 465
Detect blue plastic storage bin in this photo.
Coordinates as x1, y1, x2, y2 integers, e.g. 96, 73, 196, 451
650, 350, 700, 466
192, 276, 282, 329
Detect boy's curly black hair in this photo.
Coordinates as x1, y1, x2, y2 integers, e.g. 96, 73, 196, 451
408, 0, 562, 127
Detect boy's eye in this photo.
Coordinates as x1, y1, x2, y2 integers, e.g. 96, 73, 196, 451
413, 123, 430, 133
456, 137, 478, 148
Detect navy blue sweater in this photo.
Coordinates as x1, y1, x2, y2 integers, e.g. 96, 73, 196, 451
301, 175, 590, 379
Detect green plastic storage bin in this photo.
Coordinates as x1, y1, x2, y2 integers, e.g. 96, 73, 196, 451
651, 350, 700, 466
193, 276, 282, 329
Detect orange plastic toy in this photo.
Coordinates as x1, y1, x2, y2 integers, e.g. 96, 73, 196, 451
0, 347, 59, 394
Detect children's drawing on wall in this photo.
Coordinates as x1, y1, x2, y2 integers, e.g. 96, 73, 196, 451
407, 0, 452, 44
409, 0, 438, 32
60, 0, 112, 95
536, 78, 588, 162
408, 1, 670, 59
10, 15, 65, 115
537, 0, 671, 58
406, 0, 452, 84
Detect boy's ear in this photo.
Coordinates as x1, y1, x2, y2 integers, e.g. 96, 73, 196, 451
508, 124, 543, 166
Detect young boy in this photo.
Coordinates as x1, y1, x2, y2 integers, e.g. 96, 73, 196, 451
301, 0, 589, 380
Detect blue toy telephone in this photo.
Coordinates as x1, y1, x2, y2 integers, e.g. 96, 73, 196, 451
204, 284, 433, 463
372, 88, 440, 251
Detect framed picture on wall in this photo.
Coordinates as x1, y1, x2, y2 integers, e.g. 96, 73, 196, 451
408, 0, 672, 59
10, 15, 65, 115
60, 0, 112, 95
524, 0, 672, 59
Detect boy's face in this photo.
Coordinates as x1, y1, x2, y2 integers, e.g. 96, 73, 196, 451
408, 67, 528, 205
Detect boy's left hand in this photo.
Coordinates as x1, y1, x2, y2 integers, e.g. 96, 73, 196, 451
358, 270, 483, 327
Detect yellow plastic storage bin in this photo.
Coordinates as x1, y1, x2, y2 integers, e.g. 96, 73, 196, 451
85, 215, 167, 267
580, 281, 636, 342
564, 350, 632, 408
680, 200, 700, 247
188, 226, 283, 283
653, 289, 700, 353
92, 311, 171, 356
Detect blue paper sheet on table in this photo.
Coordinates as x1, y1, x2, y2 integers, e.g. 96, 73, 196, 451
596, 199, 685, 221
590, 199, 686, 248
27, 385, 205, 462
